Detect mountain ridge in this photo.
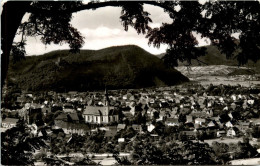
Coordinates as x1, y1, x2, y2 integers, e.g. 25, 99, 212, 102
156, 45, 260, 71
8, 45, 189, 92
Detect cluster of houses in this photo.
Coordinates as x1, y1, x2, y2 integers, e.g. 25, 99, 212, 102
1, 84, 260, 143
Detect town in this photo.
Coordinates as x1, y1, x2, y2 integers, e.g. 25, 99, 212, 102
2, 1, 260, 165
1, 83, 260, 165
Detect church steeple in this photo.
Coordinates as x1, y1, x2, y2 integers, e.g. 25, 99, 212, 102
104, 87, 111, 117
104, 87, 109, 106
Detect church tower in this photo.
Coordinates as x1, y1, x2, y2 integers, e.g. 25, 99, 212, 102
104, 87, 110, 117
104, 87, 109, 107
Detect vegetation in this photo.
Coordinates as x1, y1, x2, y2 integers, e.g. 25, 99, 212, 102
1, 120, 47, 165
113, 134, 219, 165
8, 45, 188, 92
175, 45, 260, 69
158, 45, 260, 73
2, 1, 260, 90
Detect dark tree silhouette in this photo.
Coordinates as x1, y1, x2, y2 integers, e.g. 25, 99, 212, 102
148, 1, 260, 67
2, 1, 260, 91
128, 138, 219, 165
131, 139, 165, 165
1, 120, 48, 165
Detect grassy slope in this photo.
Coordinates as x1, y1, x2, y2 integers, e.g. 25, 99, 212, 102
8, 45, 189, 92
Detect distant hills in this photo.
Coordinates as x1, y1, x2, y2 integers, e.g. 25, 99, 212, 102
8, 45, 189, 92
157, 45, 260, 71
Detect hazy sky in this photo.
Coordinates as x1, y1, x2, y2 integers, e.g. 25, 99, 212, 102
13, 3, 210, 56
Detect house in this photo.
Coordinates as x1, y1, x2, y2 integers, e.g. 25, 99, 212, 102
194, 123, 201, 129
150, 134, 159, 141
68, 113, 79, 123
87, 99, 93, 106
68, 91, 77, 97
122, 95, 128, 100
195, 118, 206, 125
207, 100, 214, 108
55, 121, 90, 135
38, 128, 48, 137
242, 103, 248, 109
141, 109, 146, 116
129, 95, 135, 101
55, 113, 68, 123
237, 122, 250, 132
147, 123, 155, 132
128, 102, 136, 115
63, 103, 75, 113
98, 127, 110, 131
207, 121, 217, 128
251, 119, 260, 126
165, 118, 179, 126
170, 107, 178, 116
26, 93, 33, 98
30, 103, 41, 109
247, 100, 254, 105
117, 124, 126, 132
157, 111, 166, 121
230, 103, 236, 110
28, 123, 38, 136
227, 128, 237, 137
182, 131, 196, 140
1, 118, 19, 128
228, 112, 234, 119
118, 138, 125, 143
132, 124, 142, 132
216, 121, 224, 129
186, 115, 193, 123
82, 106, 118, 124
223, 106, 228, 111
206, 109, 214, 117
104, 129, 117, 139
217, 130, 226, 137
147, 108, 157, 119
225, 121, 234, 128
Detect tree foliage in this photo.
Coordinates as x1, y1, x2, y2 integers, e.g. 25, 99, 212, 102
1, 120, 48, 165
22, 1, 84, 53
4, 1, 260, 65
129, 137, 219, 165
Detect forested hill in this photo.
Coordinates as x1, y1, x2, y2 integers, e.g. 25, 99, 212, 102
8, 45, 189, 92
157, 45, 260, 70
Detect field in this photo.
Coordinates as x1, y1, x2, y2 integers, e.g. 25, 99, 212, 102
230, 158, 260, 165
93, 158, 117, 165
176, 65, 260, 87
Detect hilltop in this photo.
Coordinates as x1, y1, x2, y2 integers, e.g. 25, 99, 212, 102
8, 45, 189, 92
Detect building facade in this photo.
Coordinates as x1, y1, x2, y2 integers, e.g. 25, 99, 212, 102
82, 90, 119, 124
83, 106, 118, 124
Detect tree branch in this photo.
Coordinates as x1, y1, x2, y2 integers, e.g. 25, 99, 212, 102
26, 1, 176, 16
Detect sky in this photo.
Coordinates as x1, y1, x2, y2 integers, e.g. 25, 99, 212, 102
13, 3, 210, 56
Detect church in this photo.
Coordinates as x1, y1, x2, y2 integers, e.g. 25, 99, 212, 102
82, 90, 119, 124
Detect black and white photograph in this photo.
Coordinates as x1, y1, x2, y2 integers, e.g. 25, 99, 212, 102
1, 0, 260, 165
